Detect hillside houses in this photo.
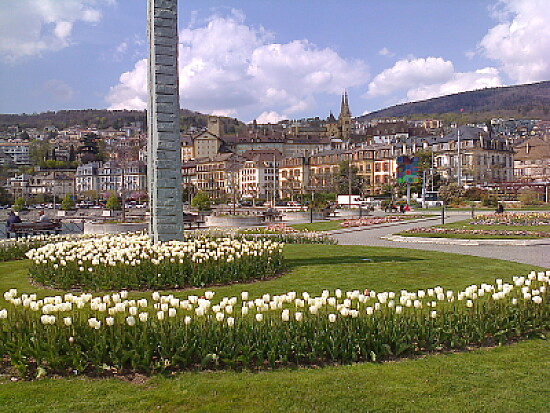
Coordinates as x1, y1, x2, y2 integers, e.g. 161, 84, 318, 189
2, 100, 550, 205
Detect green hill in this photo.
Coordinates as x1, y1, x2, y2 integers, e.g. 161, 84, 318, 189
358, 81, 550, 122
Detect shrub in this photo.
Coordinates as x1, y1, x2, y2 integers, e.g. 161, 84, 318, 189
105, 193, 121, 211
191, 191, 211, 211
61, 194, 75, 211
481, 194, 498, 207
13, 197, 25, 212
518, 189, 543, 206
438, 184, 464, 205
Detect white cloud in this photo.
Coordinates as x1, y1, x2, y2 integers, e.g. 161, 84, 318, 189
364, 57, 503, 104
480, 0, 550, 83
406, 68, 502, 101
378, 47, 394, 57
365, 57, 454, 98
0, 0, 111, 62
255, 111, 286, 124
42, 79, 74, 102
211, 109, 238, 117
107, 11, 369, 121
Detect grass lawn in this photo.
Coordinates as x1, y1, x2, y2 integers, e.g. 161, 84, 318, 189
291, 215, 436, 232
400, 218, 550, 239
290, 220, 345, 231
422, 203, 550, 212
0, 244, 548, 412
1, 335, 548, 413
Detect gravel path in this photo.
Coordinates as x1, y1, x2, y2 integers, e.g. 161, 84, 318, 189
330, 213, 550, 269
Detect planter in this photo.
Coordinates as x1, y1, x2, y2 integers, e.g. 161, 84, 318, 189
206, 215, 263, 228
283, 211, 325, 221
84, 222, 147, 235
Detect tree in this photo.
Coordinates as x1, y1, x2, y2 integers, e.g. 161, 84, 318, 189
29, 139, 51, 166
412, 149, 441, 194
61, 194, 75, 211
438, 184, 464, 205
335, 160, 362, 195
191, 191, 211, 211
105, 193, 121, 211
13, 197, 25, 212
518, 188, 543, 206
79, 133, 102, 164
0, 186, 12, 205
69, 145, 76, 162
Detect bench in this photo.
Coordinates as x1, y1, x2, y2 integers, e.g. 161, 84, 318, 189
183, 214, 205, 230
8, 220, 62, 238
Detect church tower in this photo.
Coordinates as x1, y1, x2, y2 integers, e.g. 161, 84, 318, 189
338, 91, 351, 140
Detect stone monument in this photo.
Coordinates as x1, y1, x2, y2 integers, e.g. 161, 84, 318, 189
147, 0, 184, 242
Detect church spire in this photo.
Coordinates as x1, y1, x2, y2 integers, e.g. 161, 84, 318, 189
340, 91, 351, 118
338, 91, 352, 140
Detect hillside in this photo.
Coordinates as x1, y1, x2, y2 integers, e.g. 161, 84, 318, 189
357, 81, 550, 122
0, 109, 210, 132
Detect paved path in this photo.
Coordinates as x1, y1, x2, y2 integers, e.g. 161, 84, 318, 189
330, 214, 550, 269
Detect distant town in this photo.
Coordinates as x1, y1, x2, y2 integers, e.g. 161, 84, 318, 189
1, 92, 549, 211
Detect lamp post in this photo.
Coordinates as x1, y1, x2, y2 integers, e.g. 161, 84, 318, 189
457, 127, 462, 186
348, 151, 352, 209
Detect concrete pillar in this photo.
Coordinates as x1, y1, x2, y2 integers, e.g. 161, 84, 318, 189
147, 0, 184, 242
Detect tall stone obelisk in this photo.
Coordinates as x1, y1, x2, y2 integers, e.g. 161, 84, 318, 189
147, 0, 184, 242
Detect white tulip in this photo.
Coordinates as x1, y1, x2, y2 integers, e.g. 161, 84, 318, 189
532, 296, 543, 304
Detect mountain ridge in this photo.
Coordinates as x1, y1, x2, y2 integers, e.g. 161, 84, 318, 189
357, 81, 550, 122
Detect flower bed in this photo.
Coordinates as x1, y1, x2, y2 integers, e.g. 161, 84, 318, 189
341, 216, 405, 228
0, 271, 548, 378
238, 225, 338, 244
471, 212, 550, 226
0, 234, 94, 262
26, 234, 284, 291
401, 227, 549, 237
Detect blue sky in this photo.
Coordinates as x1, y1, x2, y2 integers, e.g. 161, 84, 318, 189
0, 0, 549, 123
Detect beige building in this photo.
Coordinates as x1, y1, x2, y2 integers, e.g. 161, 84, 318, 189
309, 149, 350, 193
431, 126, 514, 184
193, 131, 223, 160
192, 153, 245, 199
239, 150, 282, 200
279, 156, 310, 200
514, 137, 550, 182
180, 135, 194, 162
